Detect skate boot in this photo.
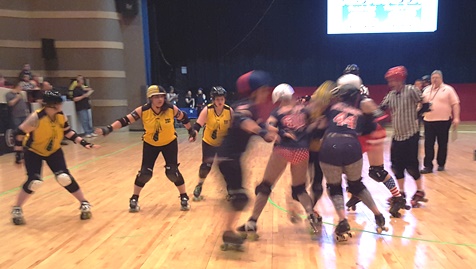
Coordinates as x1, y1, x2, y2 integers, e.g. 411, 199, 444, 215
129, 197, 140, 213
80, 201, 92, 220
411, 190, 428, 208
346, 195, 361, 211
335, 219, 354, 242
387, 191, 407, 206
180, 194, 190, 211
221, 230, 245, 251
389, 195, 410, 217
308, 212, 323, 235
193, 183, 204, 201
11, 206, 25, 225
375, 214, 389, 234
237, 219, 259, 241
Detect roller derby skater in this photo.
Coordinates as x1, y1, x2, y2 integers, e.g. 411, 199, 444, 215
380, 66, 429, 209
190, 86, 233, 201
311, 83, 388, 241
340, 66, 407, 217
10, 91, 98, 225
237, 83, 322, 240
96, 85, 196, 212
216, 70, 276, 250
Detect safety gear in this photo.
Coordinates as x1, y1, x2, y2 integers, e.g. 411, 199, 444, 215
337, 74, 362, 89
236, 70, 271, 96
272, 83, 294, 104
147, 85, 166, 98
343, 64, 360, 76
134, 168, 153, 187
336, 84, 362, 107
210, 86, 227, 99
385, 66, 407, 81
56, 172, 72, 186
42, 91, 63, 106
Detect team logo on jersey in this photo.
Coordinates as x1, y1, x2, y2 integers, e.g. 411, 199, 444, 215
165, 118, 171, 124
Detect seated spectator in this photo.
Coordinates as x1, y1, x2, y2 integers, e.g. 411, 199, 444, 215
18, 63, 32, 81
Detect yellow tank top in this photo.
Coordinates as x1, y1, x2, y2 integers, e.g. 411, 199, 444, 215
25, 109, 66, 156
141, 103, 177, 146
202, 104, 232, 147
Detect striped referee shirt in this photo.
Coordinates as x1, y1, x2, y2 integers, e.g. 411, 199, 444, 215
380, 84, 422, 141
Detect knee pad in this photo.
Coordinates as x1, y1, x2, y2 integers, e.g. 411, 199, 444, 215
347, 178, 366, 196
291, 184, 307, 201
327, 183, 343, 197
22, 175, 43, 194
407, 168, 421, 180
369, 165, 388, 183
55, 171, 79, 193
134, 168, 153, 187
228, 189, 249, 211
165, 164, 185, 186
255, 181, 272, 196
199, 163, 212, 179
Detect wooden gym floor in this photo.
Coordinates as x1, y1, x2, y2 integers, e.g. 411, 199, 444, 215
0, 124, 475, 269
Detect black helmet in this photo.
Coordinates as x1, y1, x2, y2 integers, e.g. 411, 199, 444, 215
210, 86, 227, 99
337, 84, 361, 107
42, 91, 63, 106
343, 64, 360, 76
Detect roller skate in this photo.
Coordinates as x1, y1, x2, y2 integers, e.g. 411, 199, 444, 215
221, 230, 245, 251
308, 212, 323, 235
180, 194, 190, 211
334, 219, 354, 242
237, 219, 259, 241
388, 195, 410, 218
129, 196, 140, 213
375, 214, 389, 234
346, 195, 361, 211
11, 206, 25, 225
80, 201, 92, 220
411, 190, 428, 208
193, 183, 204, 201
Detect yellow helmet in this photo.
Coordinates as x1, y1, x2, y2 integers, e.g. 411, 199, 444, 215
147, 85, 166, 98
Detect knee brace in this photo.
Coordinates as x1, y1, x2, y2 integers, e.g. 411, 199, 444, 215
134, 168, 153, 187
165, 164, 185, 186
199, 163, 212, 179
369, 165, 389, 182
228, 189, 249, 211
255, 181, 272, 196
347, 178, 366, 196
407, 168, 421, 181
291, 184, 307, 201
22, 175, 43, 194
55, 171, 79, 193
327, 183, 343, 197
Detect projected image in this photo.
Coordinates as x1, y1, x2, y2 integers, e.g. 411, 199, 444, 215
328, 0, 438, 34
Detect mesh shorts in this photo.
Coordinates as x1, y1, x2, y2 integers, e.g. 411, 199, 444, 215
273, 147, 309, 164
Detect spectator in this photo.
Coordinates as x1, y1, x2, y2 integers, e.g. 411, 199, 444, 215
167, 86, 179, 105
18, 64, 32, 81
196, 88, 207, 114
5, 82, 29, 129
185, 90, 195, 108
72, 75, 95, 137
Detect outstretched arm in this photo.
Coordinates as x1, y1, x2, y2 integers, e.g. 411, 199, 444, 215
95, 106, 143, 136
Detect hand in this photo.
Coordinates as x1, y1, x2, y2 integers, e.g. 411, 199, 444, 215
452, 118, 460, 130
188, 129, 197, 142
14, 151, 24, 166
95, 128, 104, 136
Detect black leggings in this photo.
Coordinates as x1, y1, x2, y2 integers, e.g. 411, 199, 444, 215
25, 149, 69, 180
218, 154, 243, 192
140, 139, 179, 172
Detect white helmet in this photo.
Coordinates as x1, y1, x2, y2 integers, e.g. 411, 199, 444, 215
272, 83, 295, 104
336, 74, 362, 89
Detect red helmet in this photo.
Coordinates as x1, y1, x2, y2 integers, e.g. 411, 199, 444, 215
385, 66, 407, 81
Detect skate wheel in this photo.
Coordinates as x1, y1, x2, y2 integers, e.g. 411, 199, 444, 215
220, 244, 228, 251
80, 212, 92, 220
192, 196, 204, 201
13, 218, 25, 225
376, 227, 383, 234
129, 207, 140, 213
238, 232, 248, 240
404, 205, 411, 210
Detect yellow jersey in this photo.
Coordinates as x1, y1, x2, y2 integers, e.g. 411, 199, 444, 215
25, 109, 66, 156
141, 103, 177, 146
202, 104, 232, 147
